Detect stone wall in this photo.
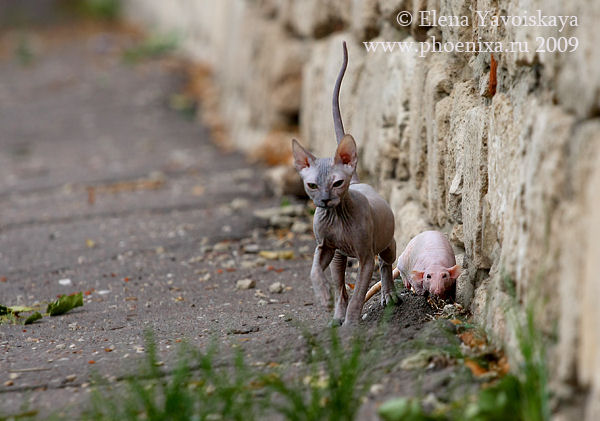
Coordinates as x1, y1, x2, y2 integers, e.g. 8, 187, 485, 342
124, 0, 600, 418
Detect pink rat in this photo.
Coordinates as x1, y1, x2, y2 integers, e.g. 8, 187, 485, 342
364, 230, 460, 302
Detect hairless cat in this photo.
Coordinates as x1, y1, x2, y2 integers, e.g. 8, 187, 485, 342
292, 41, 399, 326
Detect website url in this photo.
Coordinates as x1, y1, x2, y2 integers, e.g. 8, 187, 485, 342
364, 36, 578, 57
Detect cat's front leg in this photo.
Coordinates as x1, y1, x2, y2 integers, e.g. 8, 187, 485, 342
330, 251, 348, 325
344, 255, 374, 325
310, 244, 334, 307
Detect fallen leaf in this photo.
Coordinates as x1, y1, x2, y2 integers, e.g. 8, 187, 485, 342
88, 360, 96, 364
85, 239, 96, 248
464, 359, 488, 377
8, 306, 35, 314
490, 355, 510, 376
259, 250, 294, 260
46, 292, 83, 316
347, 283, 355, 290
458, 331, 487, 348
24, 312, 42, 325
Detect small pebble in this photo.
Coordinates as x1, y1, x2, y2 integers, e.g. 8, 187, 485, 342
213, 242, 230, 252
236, 279, 256, 290
243, 244, 260, 254
269, 282, 284, 294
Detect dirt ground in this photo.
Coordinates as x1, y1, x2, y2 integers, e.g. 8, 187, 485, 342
0, 22, 480, 420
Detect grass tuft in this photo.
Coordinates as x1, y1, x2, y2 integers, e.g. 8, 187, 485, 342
81, 327, 372, 420
264, 328, 373, 421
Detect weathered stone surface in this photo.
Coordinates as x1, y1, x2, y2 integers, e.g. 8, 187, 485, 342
278, 0, 351, 39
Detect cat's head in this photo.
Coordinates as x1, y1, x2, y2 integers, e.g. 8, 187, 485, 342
291, 135, 357, 209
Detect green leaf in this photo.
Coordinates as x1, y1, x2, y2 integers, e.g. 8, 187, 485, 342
0, 304, 9, 316
46, 292, 84, 316
24, 312, 43, 325
9, 305, 35, 314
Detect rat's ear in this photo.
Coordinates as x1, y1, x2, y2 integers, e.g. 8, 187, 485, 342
411, 270, 425, 280
292, 139, 316, 172
334, 134, 358, 169
447, 265, 461, 279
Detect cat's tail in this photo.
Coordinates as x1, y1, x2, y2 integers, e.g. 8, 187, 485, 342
333, 41, 347, 145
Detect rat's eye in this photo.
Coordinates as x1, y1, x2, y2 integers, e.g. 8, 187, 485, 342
307, 183, 318, 190
332, 180, 344, 188
426, 274, 432, 279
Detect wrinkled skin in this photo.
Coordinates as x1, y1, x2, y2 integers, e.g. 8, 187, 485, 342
293, 136, 399, 326
394, 231, 460, 299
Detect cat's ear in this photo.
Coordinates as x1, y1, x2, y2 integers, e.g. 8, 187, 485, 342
334, 134, 357, 169
292, 139, 316, 172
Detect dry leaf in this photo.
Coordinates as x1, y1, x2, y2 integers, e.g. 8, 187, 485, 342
458, 331, 487, 348
464, 359, 488, 377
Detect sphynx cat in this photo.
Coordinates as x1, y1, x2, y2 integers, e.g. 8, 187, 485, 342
292, 41, 399, 326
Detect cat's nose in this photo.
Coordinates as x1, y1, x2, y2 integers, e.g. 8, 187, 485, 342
322, 198, 331, 206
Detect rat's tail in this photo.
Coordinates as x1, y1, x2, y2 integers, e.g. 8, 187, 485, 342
333, 41, 348, 145
364, 268, 401, 304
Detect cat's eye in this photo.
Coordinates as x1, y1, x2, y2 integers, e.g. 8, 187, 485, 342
307, 183, 318, 190
332, 180, 344, 188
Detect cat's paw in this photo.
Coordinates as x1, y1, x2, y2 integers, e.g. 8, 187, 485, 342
381, 291, 401, 307
330, 318, 343, 327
